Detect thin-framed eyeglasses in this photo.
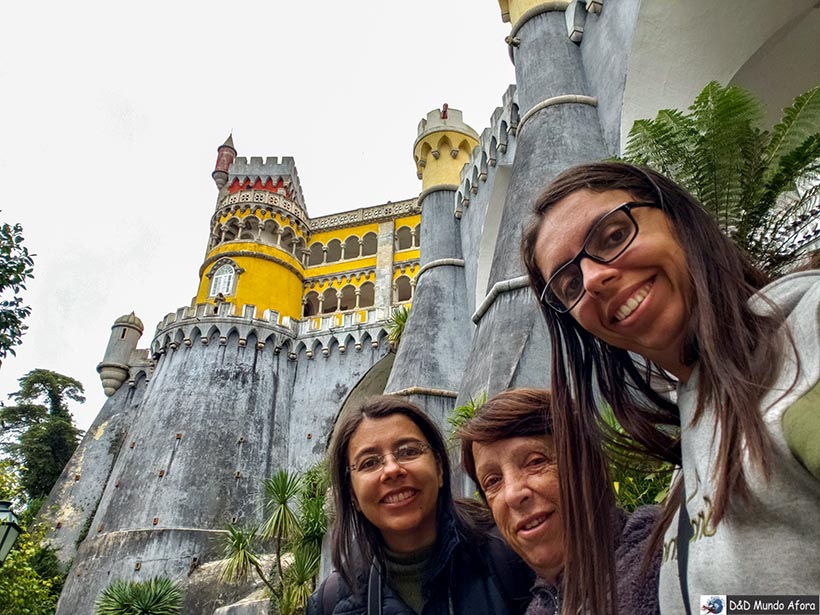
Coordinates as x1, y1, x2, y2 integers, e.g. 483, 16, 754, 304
540, 202, 652, 313
348, 442, 433, 474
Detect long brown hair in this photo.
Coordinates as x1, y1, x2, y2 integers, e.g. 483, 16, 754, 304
520, 162, 783, 615
327, 396, 461, 589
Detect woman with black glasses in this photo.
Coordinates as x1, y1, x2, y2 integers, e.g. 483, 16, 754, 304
306, 395, 533, 615
521, 162, 820, 615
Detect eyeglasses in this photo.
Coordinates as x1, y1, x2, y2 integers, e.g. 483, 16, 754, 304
540, 202, 651, 313
348, 442, 433, 474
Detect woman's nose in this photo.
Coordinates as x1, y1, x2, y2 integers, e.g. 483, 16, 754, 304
380, 454, 406, 479
503, 473, 531, 507
580, 257, 618, 295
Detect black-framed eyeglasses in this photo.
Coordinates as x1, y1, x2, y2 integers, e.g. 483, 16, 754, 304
539, 202, 651, 313
348, 442, 433, 474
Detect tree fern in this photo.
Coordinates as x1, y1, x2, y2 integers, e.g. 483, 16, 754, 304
623, 81, 820, 276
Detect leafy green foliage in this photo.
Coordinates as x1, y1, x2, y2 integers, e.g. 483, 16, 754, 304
0, 217, 34, 365
600, 408, 672, 511
447, 392, 486, 439
0, 461, 66, 615
261, 470, 302, 579
623, 82, 820, 275
219, 460, 330, 610
1, 369, 84, 500
94, 577, 183, 615
386, 306, 409, 348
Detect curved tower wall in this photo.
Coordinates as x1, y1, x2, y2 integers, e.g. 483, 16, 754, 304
384, 108, 477, 422
457, 2, 608, 402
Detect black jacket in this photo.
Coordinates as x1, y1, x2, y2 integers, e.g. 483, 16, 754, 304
306, 511, 533, 615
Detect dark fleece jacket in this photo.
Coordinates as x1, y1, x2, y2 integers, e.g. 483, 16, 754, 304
526, 505, 661, 615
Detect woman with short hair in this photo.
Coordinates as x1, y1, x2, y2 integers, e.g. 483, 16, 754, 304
458, 388, 660, 615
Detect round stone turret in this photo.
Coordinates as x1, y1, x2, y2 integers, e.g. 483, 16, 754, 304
212, 134, 237, 190
97, 312, 144, 396
413, 105, 479, 191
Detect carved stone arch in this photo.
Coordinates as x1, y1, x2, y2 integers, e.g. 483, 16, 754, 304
223, 217, 241, 242
435, 135, 453, 158
395, 275, 412, 302
457, 138, 473, 158
326, 238, 342, 263
470, 166, 479, 194
343, 333, 355, 353
241, 216, 260, 240
376, 328, 389, 347
395, 226, 413, 251
322, 287, 338, 313
361, 232, 378, 256
498, 121, 509, 153
479, 151, 489, 181
344, 234, 361, 259
303, 291, 320, 317
360, 331, 373, 349
131, 369, 148, 388
280, 226, 296, 254
509, 103, 520, 135
489, 136, 498, 166
189, 326, 202, 344
359, 281, 375, 308
339, 284, 356, 311
308, 242, 324, 266
295, 341, 308, 360
206, 258, 244, 297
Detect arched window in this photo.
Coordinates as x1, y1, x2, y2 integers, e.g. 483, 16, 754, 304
339, 285, 356, 311
359, 282, 375, 308
303, 292, 320, 317
209, 264, 235, 296
322, 288, 338, 314
395, 227, 413, 250
413, 224, 420, 247
395, 276, 412, 302
344, 236, 361, 259
361, 232, 377, 256
308, 243, 324, 266
326, 239, 342, 263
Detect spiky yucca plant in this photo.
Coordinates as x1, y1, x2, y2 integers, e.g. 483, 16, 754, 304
95, 576, 182, 615
261, 470, 302, 579
623, 82, 820, 275
387, 305, 409, 348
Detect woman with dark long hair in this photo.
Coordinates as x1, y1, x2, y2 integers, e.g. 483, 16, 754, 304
306, 395, 533, 615
520, 162, 820, 614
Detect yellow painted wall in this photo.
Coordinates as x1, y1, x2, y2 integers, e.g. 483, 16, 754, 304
196, 242, 304, 318
309, 223, 379, 245
414, 130, 479, 191
499, 0, 570, 26
394, 248, 420, 261
307, 256, 377, 278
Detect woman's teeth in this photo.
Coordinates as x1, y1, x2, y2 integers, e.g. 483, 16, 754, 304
615, 283, 652, 321
522, 516, 546, 531
383, 489, 415, 504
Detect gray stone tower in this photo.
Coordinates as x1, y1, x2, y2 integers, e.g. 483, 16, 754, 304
383, 106, 479, 425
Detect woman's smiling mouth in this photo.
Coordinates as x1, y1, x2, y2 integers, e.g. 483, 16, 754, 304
614, 279, 654, 322
381, 488, 419, 505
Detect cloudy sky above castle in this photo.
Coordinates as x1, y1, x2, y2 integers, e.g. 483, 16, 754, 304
0, 1, 515, 429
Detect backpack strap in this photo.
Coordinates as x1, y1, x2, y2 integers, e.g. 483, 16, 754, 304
368, 562, 383, 615
677, 482, 693, 615
321, 571, 341, 615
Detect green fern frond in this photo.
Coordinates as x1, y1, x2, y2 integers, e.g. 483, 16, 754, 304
766, 86, 820, 172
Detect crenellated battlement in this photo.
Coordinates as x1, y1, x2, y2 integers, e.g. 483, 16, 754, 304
151, 302, 391, 360
455, 85, 519, 218
229, 156, 306, 211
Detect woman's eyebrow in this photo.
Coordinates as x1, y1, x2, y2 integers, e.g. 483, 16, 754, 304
350, 437, 425, 459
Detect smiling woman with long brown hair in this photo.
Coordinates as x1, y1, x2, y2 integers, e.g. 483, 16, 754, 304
520, 161, 820, 615
306, 395, 533, 615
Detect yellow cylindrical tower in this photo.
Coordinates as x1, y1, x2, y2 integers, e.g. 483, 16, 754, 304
498, 0, 571, 28
413, 105, 479, 191
195, 143, 309, 320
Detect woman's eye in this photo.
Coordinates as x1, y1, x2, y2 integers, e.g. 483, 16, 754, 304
556, 270, 582, 298
482, 475, 502, 494
357, 456, 380, 471
526, 455, 550, 470
395, 444, 423, 461
595, 223, 630, 252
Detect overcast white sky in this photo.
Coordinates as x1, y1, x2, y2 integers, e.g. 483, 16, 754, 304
0, 2, 516, 431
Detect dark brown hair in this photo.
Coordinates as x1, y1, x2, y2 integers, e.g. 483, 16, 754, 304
327, 395, 460, 588
520, 161, 783, 615
458, 388, 553, 501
